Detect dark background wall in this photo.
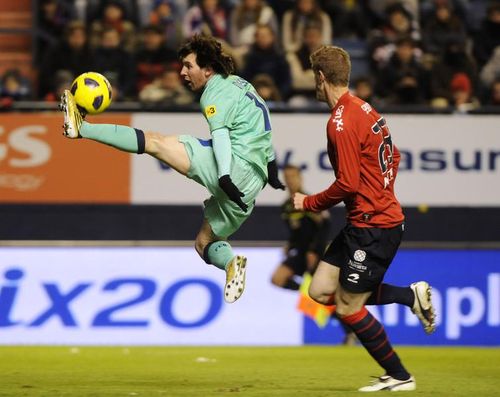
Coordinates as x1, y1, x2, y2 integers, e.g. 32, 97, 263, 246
1, 204, 499, 244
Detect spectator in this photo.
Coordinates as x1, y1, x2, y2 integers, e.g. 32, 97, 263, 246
43, 70, 73, 102
420, 0, 483, 33
139, 67, 195, 106
484, 78, 500, 106
455, 0, 489, 34
94, 27, 136, 100
480, 46, 500, 89
39, 20, 94, 98
229, 0, 279, 49
352, 76, 383, 108
149, 0, 184, 49
183, 0, 228, 41
368, 0, 420, 26
287, 23, 325, 104
320, 0, 369, 39
85, 0, 140, 26
450, 72, 480, 113
0, 69, 32, 101
242, 24, 292, 99
282, 0, 332, 53
252, 73, 284, 106
473, 2, 500, 68
36, 0, 76, 62
430, 37, 478, 105
134, 24, 179, 93
421, 0, 467, 56
89, 0, 137, 53
375, 37, 430, 105
368, 3, 420, 71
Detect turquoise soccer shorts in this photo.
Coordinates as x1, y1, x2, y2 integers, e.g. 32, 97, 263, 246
179, 135, 265, 238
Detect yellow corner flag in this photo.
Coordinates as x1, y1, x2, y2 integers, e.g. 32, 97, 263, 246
297, 273, 336, 328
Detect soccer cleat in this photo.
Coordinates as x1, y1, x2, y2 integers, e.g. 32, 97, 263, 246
60, 89, 83, 138
224, 255, 247, 303
410, 281, 436, 334
359, 375, 416, 392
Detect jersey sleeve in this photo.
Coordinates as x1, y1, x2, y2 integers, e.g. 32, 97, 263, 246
200, 84, 238, 132
211, 127, 232, 177
304, 119, 362, 212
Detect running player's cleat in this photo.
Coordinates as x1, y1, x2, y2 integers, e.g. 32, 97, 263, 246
60, 89, 83, 138
359, 375, 416, 392
410, 281, 436, 334
224, 255, 247, 303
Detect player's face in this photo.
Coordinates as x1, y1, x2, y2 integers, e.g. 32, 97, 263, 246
180, 53, 212, 92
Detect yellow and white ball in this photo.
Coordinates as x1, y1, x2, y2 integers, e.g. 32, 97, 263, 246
70, 72, 112, 115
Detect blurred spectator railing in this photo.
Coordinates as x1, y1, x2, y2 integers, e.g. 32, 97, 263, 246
4, 101, 500, 115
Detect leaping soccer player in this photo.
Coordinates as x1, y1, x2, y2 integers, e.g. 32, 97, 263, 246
59, 34, 285, 303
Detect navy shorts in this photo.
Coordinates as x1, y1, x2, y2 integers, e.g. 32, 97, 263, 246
322, 223, 404, 293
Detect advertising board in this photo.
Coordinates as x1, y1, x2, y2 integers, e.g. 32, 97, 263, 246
1, 247, 498, 346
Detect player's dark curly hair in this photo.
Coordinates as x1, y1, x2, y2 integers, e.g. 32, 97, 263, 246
178, 34, 235, 77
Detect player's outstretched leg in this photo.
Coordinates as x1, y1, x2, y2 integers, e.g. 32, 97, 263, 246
60, 90, 83, 138
410, 281, 436, 334
60, 90, 147, 154
224, 255, 247, 303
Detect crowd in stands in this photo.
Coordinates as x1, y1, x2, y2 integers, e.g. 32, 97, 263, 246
1, 0, 500, 112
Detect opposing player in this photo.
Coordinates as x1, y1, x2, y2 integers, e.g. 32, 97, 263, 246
60, 34, 284, 303
293, 46, 436, 392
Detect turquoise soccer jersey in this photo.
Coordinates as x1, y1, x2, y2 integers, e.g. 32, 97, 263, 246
200, 74, 274, 180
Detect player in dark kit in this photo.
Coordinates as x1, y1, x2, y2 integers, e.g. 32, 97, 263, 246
293, 46, 436, 392
271, 165, 331, 291
272, 164, 356, 345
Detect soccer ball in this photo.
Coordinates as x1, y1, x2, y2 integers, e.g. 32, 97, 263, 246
70, 72, 112, 115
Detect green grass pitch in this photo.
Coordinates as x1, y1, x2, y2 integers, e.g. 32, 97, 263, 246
0, 346, 498, 396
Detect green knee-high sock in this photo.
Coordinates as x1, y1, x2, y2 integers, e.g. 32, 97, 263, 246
206, 241, 235, 271
80, 121, 144, 153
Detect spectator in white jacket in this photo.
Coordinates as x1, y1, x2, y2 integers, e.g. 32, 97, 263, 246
282, 0, 332, 53
229, 0, 279, 48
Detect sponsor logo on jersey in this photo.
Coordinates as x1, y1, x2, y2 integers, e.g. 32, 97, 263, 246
332, 105, 345, 132
204, 105, 217, 118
